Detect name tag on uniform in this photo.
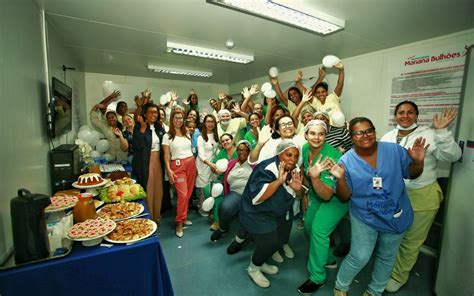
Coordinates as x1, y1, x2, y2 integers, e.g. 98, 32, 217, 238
373, 176, 382, 189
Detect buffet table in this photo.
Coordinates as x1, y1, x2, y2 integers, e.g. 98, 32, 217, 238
0, 201, 174, 296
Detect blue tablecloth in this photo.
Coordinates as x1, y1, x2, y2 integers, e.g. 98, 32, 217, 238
0, 203, 174, 296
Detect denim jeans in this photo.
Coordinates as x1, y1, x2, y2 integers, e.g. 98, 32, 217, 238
218, 191, 242, 231
335, 214, 405, 296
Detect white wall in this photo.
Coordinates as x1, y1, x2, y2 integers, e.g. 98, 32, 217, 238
229, 29, 474, 137
84, 73, 228, 124
47, 20, 86, 148
0, 0, 86, 261
0, 0, 51, 260
435, 46, 474, 296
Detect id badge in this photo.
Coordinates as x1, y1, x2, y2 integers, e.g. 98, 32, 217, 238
176, 159, 181, 166
372, 176, 382, 189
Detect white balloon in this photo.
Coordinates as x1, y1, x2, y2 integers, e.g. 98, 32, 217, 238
263, 89, 276, 99
102, 81, 114, 98
103, 153, 113, 162
96, 139, 110, 153
331, 111, 346, 128
90, 150, 102, 159
79, 125, 90, 132
269, 67, 278, 78
261, 82, 272, 93
89, 131, 101, 146
215, 159, 229, 172
160, 94, 169, 106
201, 197, 215, 212
322, 55, 341, 68
211, 183, 224, 197
78, 130, 92, 142
166, 91, 172, 101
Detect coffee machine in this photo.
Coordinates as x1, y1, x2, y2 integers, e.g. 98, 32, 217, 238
10, 189, 51, 264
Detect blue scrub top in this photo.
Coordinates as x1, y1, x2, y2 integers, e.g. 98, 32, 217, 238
338, 142, 414, 234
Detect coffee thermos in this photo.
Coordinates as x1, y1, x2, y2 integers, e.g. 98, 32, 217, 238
10, 189, 51, 264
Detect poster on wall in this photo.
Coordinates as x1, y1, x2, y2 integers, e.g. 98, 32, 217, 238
388, 44, 472, 128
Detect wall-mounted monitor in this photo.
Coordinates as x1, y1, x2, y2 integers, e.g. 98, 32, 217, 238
48, 77, 72, 138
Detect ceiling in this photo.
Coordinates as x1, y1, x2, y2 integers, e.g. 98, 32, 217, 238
39, 0, 474, 85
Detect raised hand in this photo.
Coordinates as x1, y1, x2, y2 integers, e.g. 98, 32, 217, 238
270, 76, 278, 85
277, 161, 289, 185
249, 84, 260, 96
302, 89, 313, 103
232, 103, 241, 114
108, 90, 121, 100
136, 115, 147, 129
171, 90, 179, 101
289, 170, 303, 191
408, 137, 430, 163
433, 108, 457, 129
241, 87, 251, 99
218, 91, 226, 101
112, 127, 123, 138
295, 70, 303, 83
329, 163, 345, 179
308, 155, 333, 179
257, 125, 272, 145
333, 62, 344, 70
318, 68, 326, 79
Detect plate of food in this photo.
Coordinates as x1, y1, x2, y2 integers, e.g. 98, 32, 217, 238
97, 202, 144, 221
98, 183, 146, 203
67, 217, 116, 246
45, 194, 78, 213
104, 219, 157, 244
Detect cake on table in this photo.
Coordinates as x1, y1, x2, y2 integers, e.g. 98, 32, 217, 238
77, 173, 104, 186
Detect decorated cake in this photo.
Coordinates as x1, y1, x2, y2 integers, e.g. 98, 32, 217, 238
77, 173, 104, 186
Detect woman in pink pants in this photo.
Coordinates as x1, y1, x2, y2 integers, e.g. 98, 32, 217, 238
163, 109, 197, 238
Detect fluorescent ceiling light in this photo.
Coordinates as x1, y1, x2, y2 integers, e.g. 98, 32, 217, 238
166, 41, 254, 64
206, 0, 345, 35
148, 65, 213, 78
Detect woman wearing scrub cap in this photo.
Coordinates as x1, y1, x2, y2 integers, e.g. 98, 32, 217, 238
240, 139, 303, 288
297, 120, 348, 294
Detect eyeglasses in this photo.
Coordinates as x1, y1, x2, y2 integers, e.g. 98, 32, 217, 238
279, 121, 294, 128
352, 128, 375, 138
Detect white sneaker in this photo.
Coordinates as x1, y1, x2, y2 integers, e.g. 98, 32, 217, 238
385, 278, 403, 293
248, 262, 270, 288
260, 263, 279, 275
271, 251, 284, 263
184, 220, 193, 226
333, 288, 348, 296
198, 208, 209, 217
283, 244, 294, 259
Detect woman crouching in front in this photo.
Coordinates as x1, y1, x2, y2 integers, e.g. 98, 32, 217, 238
240, 139, 303, 288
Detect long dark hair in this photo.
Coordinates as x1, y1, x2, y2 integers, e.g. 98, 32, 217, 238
201, 114, 219, 143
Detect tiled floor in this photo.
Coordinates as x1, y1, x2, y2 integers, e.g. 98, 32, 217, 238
157, 209, 436, 296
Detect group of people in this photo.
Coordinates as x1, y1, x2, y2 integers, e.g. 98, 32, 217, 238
88, 63, 461, 296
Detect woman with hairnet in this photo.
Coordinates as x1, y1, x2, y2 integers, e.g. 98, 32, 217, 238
239, 139, 303, 288
297, 120, 348, 294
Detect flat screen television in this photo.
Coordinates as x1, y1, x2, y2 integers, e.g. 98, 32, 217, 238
49, 77, 72, 138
